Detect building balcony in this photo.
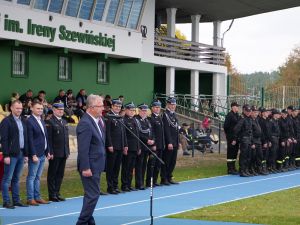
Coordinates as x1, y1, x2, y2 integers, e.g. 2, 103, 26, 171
154, 34, 225, 66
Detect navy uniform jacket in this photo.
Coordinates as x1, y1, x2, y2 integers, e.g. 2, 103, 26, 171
77, 113, 106, 173
27, 115, 49, 157
105, 111, 127, 150
162, 109, 179, 148
0, 114, 28, 157
123, 115, 140, 152
135, 115, 154, 147
233, 114, 253, 142
149, 113, 165, 150
46, 116, 70, 158
224, 110, 240, 140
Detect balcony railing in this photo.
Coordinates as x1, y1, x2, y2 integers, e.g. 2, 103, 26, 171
154, 35, 225, 65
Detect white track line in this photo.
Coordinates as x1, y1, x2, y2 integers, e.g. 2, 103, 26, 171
5, 172, 300, 225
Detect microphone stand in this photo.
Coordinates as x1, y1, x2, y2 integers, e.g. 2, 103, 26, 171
107, 115, 164, 225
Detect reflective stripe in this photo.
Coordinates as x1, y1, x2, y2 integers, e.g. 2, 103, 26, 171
262, 160, 266, 163
285, 156, 290, 160
295, 158, 300, 161
277, 160, 283, 164
227, 159, 236, 162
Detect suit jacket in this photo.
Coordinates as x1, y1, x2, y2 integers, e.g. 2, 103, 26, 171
27, 115, 49, 157
0, 114, 28, 157
162, 109, 179, 148
46, 116, 70, 158
149, 113, 165, 150
76, 113, 106, 173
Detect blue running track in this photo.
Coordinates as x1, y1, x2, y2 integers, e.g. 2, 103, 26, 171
1, 171, 300, 225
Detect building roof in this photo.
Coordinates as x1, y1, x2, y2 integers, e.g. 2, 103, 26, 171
156, 0, 300, 23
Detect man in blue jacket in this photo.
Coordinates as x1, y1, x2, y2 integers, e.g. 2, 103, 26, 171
26, 100, 51, 206
76, 94, 106, 225
1, 100, 28, 209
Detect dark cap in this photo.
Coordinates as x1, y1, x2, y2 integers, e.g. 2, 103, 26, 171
287, 105, 295, 111
125, 102, 135, 109
166, 97, 176, 105
231, 102, 240, 107
137, 103, 149, 110
243, 104, 251, 112
151, 99, 162, 107
52, 101, 64, 109
281, 109, 288, 114
259, 107, 267, 113
251, 105, 259, 111
272, 109, 280, 115
112, 98, 122, 105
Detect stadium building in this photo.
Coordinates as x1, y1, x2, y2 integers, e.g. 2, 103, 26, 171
0, 0, 300, 105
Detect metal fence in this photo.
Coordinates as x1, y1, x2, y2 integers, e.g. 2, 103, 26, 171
264, 86, 300, 109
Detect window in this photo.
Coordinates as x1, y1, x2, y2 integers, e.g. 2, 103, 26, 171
127, 0, 144, 29
65, 0, 81, 17
97, 61, 108, 83
106, 0, 120, 24
17, 0, 31, 5
118, 0, 133, 27
48, 0, 64, 13
12, 49, 28, 77
93, 0, 106, 21
78, 0, 94, 20
34, 0, 49, 10
58, 56, 72, 81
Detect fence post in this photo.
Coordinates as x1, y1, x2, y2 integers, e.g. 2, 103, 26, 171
192, 122, 195, 158
218, 121, 221, 154
261, 87, 264, 107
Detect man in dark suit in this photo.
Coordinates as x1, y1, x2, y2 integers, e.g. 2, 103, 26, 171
26, 100, 52, 206
46, 102, 70, 202
1, 100, 28, 209
76, 94, 105, 225
161, 97, 179, 185
105, 99, 127, 194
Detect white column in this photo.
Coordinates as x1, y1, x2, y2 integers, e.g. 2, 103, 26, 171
190, 15, 201, 109
166, 67, 175, 96
166, 8, 177, 96
212, 21, 227, 113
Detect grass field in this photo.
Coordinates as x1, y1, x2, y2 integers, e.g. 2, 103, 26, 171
170, 187, 300, 225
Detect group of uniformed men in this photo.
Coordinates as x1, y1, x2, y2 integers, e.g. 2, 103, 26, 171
224, 102, 300, 177
104, 97, 180, 194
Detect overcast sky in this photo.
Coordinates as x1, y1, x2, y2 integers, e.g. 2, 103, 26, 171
177, 6, 300, 74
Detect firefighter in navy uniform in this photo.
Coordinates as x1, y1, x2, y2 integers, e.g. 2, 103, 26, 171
134, 103, 155, 190
105, 99, 127, 194
268, 109, 281, 173
46, 102, 70, 202
148, 99, 165, 186
161, 97, 179, 185
258, 107, 272, 175
121, 103, 140, 192
224, 102, 241, 175
250, 106, 265, 175
287, 106, 297, 169
278, 109, 292, 172
232, 104, 253, 177
291, 107, 300, 168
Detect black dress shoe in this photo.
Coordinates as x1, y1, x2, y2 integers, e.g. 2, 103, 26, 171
57, 196, 66, 201
129, 187, 137, 191
13, 202, 29, 207
138, 186, 145, 190
161, 181, 170, 186
122, 187, 131, 192
107, 190, 118, 195
49, 197, 60, 202
100, 192, 108, 196
114, 189, 123, 193
3, 202, 15, 209
168, 180, 179, 185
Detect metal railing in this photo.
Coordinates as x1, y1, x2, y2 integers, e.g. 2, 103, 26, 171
154, 35, 226, 65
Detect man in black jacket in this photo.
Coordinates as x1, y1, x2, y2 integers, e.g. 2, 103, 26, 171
224, 102, 240, 175
1, 100, 28, 209
121, 103, 140, 192
161, 97, 179, 185
46, 102, 70, 202
105, 99, 127, 194
149, 99, 165, 186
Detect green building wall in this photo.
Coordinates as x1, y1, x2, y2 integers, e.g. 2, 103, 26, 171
0, 44, 154, 106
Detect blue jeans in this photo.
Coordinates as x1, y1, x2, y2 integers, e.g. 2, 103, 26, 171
26, 155, 45, 200
1, 152, 25, 204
